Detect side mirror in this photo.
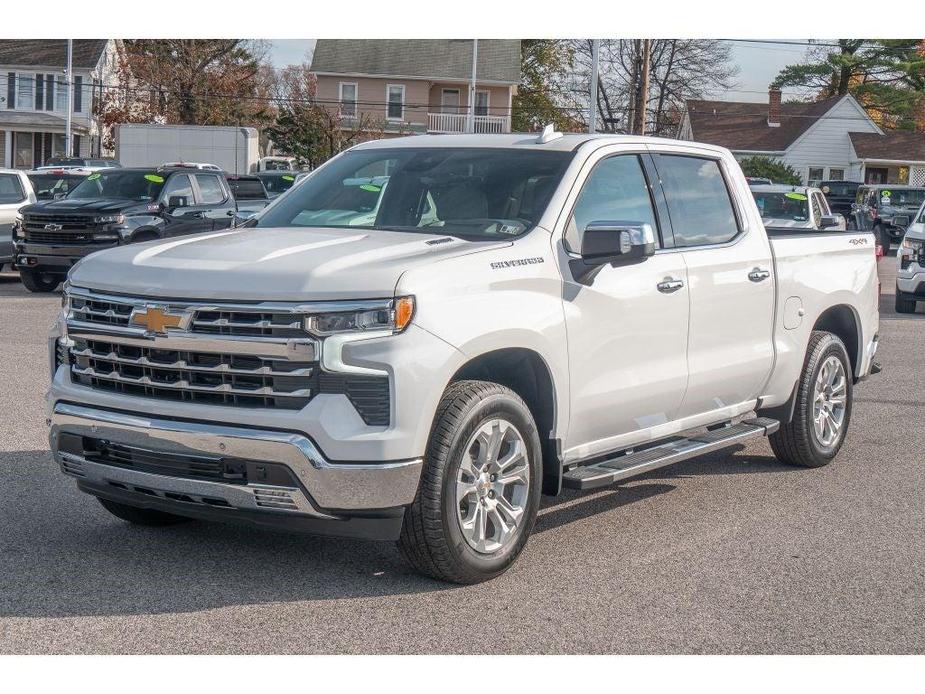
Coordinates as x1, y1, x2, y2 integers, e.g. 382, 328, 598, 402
569, 221, 656, 285
167, 195, 188, 210
820, 214, 841, 229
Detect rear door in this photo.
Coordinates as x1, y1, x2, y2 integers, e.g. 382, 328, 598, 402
193, 173, 235, 230
649, 147, 775, 421
559, 148, 690, 460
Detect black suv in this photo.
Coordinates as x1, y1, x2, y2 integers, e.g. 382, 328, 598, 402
818, 180, 860, 221
853, 184, 925, 250
13, 167, 236, 292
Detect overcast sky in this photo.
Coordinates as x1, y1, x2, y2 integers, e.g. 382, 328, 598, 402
268, 39, 810, 104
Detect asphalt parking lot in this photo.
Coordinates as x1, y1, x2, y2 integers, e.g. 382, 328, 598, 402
0, 257, 923, 655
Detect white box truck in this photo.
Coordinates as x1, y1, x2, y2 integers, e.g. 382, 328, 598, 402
115, 124, 260, 175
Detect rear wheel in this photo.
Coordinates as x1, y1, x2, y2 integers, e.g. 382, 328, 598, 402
97, 498, 194, 527
19, 268, 63, 293
770, 331, 853, 468
399, 380, 542, 584
895, 289, 917, 314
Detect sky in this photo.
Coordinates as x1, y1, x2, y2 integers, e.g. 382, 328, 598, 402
268, 39, 808, 104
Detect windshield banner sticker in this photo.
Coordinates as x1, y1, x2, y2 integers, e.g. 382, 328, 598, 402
144, 174, 165, 183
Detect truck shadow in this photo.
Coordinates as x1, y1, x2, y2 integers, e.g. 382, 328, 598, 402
0, 444, 789, 620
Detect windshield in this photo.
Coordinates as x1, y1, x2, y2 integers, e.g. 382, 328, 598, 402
752, 191, 810, 222
27, 174, 84, 200
255, 148, 574, 239
258, 174, 297, 194
879, 189, 925, 207
821, 182, 857, 197
68, 170, 166, 201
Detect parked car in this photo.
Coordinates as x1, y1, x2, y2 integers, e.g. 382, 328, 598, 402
750, 184, 846, 230
225, 174, 271, 225
818, 180, 860, 222
0, 169, 36, 270
255, 171, 299, 198
27, 168, 93, 201
745, 176, 773, 186
43, 157, 121, 170
13, 167, 235, 292
895, 201, 925, 313
256, 156, 296, 172
48, 133, 879, 583
853, 184, 925, 250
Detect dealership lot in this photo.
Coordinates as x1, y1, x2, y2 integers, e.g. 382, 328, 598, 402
0, 258, 922, 655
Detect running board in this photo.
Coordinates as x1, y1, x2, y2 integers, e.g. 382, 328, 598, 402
561, 417, 780, 491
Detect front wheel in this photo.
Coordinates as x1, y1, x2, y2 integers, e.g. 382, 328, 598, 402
399, 380, 542, 584
770, 331, 853, 468
19, 268, 63, 293
895, 289, 917, 314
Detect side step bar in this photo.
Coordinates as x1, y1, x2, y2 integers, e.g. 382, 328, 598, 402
561, 417, 780, 491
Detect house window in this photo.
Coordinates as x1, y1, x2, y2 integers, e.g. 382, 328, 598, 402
5, 73, 14, 109
14, 132, 33, 168
74, 76, 83, 113
475, 90, 490, 117
17, 74, 33, 111
828, 168, 845, 181
73, 134, 81, 157
56, 78, 67, 112
807, 166, 825, 184
45, 75, 54, 111
339, 82, 357, 118
441, 89, 461, 114
386, 84, 405, 121
35, 74, 44, 110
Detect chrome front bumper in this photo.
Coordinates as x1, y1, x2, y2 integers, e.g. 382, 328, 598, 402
50, 403, 423, 522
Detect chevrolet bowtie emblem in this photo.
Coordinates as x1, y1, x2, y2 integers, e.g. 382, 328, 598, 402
129, 305, 189, 335
44, 223, 63, 231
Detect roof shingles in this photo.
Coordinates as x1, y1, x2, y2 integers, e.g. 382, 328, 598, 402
686, 96, 843, 152
311, 39, 520, 84
850, 131, 925, 161
0, 39, 109, 69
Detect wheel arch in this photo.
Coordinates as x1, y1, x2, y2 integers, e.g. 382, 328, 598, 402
449, 347, 562, 495
812, 303, 861, 378
130, 226, 161, 243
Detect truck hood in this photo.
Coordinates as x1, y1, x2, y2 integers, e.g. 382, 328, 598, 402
69, 226, 508, 301
22, 197, 151, 215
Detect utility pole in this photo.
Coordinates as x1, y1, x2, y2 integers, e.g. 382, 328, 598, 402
632, 39, 651, 136
588, 39, 600, 134
467, 39, 478, 133
65, 39, 73, 156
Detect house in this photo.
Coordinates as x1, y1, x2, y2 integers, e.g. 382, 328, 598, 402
0, 39, 123, 168
678, 88, 925, 185
310, 39, 520, 136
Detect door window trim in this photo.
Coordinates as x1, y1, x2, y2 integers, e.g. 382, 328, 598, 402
192, 173, 229, 205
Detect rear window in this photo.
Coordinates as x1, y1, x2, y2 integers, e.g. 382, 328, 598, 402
0, 173, 25, 203
228, 178, 267, 200
27, 173, 83, 200
653, 154, 740, 247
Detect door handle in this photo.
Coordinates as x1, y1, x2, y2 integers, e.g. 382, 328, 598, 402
748, 268, 771, 282
657, 278, 684, 293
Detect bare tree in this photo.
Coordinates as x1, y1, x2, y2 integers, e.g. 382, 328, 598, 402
568, 39, 738, 136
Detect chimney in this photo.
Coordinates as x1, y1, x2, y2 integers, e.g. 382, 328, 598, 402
768, 87, 782, 128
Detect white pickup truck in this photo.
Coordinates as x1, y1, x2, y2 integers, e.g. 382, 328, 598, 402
48, 132, 880, 583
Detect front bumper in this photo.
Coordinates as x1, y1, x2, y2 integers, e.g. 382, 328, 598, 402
49, 402, 422, 540
896, 265, 925, 295
14, 240, 118, 271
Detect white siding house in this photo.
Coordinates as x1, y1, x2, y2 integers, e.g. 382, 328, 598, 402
678, 90, 922, 185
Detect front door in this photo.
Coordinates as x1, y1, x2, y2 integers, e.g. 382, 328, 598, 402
866, 167, 888, 184
649, 150, 775, 421
560, 152, 690, 462
160, 173, 208, 237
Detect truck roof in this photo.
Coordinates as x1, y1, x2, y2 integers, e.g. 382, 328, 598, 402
350, 132, 726, 154
750, 184, 820, 194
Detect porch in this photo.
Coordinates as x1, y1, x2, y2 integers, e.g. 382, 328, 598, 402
426, 112, 510, 134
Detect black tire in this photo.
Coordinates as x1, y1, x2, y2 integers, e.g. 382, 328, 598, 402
19, 268, 63, 293
769, 331, 853, 468
97, 498, 194, 527
399, 380, 543, 584
895, 289, 917, 314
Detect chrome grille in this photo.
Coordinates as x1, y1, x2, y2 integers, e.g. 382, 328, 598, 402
24, 229, 113, 245
70, 294, 134, 327
69, 337, 314, 409
24, 213, 96, 231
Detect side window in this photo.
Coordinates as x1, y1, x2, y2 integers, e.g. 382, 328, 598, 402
161, 174, 194, 203
654, 155, 739, 247
195, 174, 226, 205
813, 192, 830, 216
565, 154, 658, 252
0, 173, 25, 203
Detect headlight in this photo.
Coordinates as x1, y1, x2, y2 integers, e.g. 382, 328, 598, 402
901, 237, 924, 254
304, 296, 415, 336
95, 214, 125, 224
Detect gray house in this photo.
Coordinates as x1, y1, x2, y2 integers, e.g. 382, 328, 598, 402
0, 39, 123, 168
